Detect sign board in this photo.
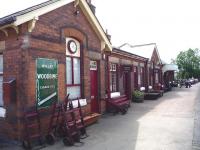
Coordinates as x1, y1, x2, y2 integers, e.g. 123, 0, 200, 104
121, 65, 133, 72
71, 99, 87, 108
90, 60, 97, 70
36, 58, 58, 109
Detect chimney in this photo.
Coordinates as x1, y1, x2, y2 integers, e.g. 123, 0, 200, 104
106, 29, 111, 42
86, 0, 96, 14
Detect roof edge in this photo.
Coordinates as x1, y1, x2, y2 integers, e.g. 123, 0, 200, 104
0, 0, 112, 51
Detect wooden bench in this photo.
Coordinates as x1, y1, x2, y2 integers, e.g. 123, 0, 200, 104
107, 95, 130, 115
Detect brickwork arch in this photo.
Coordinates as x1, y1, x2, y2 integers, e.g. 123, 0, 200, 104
61, 27, 90, 99
61, 27, 88, 49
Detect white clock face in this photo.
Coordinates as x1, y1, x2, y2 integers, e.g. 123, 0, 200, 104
68, 40, 77, 53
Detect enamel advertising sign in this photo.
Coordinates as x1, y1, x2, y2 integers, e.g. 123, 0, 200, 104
36, 58, 58, 109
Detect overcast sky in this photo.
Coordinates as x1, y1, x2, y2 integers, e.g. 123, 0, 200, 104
93, 0, 200, 63
1, 0, 200, 63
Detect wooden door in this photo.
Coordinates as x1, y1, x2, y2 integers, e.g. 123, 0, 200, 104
123, 72, 130, 97
90, 61, 99, 113
134, 67, 138, 89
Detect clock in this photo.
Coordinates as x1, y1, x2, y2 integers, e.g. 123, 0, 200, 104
67, 40, 77, 54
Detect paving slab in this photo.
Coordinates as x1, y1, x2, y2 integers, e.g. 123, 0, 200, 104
2, 83, 200, 150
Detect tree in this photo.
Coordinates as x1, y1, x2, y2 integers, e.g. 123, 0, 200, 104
174, 48, 200, 79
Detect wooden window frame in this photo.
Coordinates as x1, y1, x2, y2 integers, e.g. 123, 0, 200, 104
66, 55, 81, 98
110, 63, 118, 92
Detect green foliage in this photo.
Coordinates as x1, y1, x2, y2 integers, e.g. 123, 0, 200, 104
174, 48, 200, 79
132, 90, 144, 98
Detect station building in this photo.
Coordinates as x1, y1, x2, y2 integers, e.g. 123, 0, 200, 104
0, 0, 167, 142
0, 0, 112, 140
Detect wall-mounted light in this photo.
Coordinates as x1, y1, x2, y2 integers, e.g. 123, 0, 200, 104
74, 9, 80, 15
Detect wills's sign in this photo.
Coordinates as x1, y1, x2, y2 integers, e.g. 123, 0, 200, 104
36, 58, 58, 109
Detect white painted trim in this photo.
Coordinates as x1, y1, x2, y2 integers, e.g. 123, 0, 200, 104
14, 0, 73, 26
28, 17, 38, 32
0, 0, 112, 52
79, 0, 112, 51
0, 29, 8, 37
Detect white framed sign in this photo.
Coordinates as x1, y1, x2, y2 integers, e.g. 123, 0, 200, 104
90, 60, 97, 70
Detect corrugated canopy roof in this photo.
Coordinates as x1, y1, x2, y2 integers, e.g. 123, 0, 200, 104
119, 43, 162, 64
162, 64, 178, 72
119, 43, 155, 59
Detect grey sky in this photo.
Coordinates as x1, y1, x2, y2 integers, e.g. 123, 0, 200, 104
1, 0, 200, 63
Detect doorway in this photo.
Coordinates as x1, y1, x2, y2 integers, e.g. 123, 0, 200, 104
90, 60, 99, 113
123, 72, 130, 98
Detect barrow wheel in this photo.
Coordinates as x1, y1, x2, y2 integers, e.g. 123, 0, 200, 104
121, 108, 128, 115
80, 128, 86, 136
56, 126, 65, 137
22, 140, 31, 150
46, 134, 55, 145
73, 132, 81, 142
63, 137, 74, 146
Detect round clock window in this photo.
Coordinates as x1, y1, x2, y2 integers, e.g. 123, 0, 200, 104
67, 40, 77, 54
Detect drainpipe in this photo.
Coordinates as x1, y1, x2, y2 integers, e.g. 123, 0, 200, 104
106, 53, 111, 99
160, 66, 163, 86
145, 60, 148, 92
153, 62, 155, 89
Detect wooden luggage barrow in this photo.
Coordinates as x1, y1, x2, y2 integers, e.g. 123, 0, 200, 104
107, 93, 130, 115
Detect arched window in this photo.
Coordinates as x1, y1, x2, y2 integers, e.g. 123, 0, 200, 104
66, 38, 81, 99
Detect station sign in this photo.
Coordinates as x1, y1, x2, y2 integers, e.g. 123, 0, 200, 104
36, 58, 58, 109
121, 65, 133, 72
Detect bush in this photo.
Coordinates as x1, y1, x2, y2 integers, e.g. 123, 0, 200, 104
132, 90, 144, 98
132, 90, 144, 103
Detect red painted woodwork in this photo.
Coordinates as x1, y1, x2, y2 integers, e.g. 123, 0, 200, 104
107, 95, 130, 114
134, 66, 138, 89
3, 78, 16, 106
123, 72, 130, 98
90, 69, 99, 113
140, 67, 145, 87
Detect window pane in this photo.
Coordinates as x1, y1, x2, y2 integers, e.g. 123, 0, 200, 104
112, 73, 117, 92
73, 58, 80, 84
67, 86, 81, 99
110, 73, 112, 91
0, 76, 3, 106
0, 55, 3, 73
66, 57, 72, 84
138, 73, 141, 85
155, 73, 159, 83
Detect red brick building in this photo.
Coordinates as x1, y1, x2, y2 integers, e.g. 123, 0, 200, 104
0, 0, 112, 140
0, 0, 165, 143
119, 43, 163, 91
108, 48, 148, 100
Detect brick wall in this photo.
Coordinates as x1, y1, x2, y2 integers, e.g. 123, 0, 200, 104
109, 52, 147, 98
0, 2, 106, 141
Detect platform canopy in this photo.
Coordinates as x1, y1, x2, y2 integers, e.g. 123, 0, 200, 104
162, 64, 178, 73
119, 43, 162, 64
